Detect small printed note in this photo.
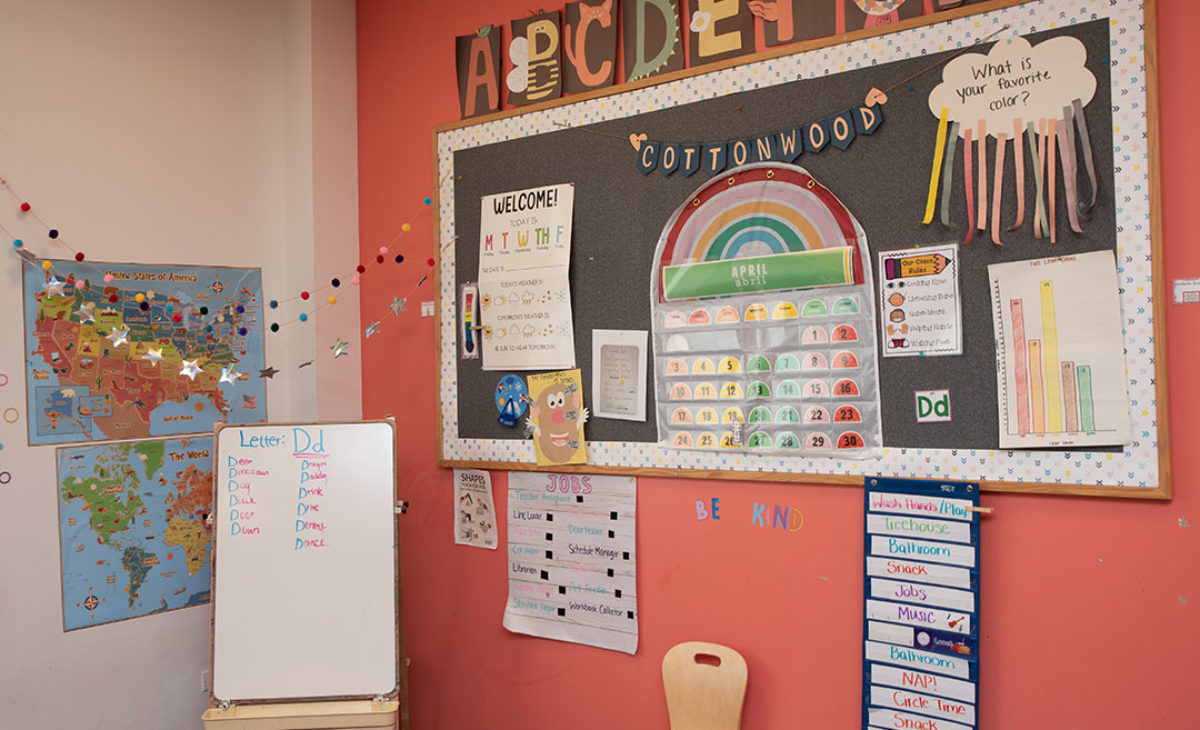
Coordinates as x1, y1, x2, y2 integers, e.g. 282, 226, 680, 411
878, 244, 962, 357
863, 477, 980, 730
502, 471, 637, 654
453, 469, 497, 549
591, 329, 648, 421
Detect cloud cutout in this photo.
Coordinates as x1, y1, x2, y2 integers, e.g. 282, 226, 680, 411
928, 35, 1096, 137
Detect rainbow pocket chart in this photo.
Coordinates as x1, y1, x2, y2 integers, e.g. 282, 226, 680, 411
650, 163, 882, 457
862, 477, 981, 730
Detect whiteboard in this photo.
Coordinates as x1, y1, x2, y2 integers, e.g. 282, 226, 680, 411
211, 420, 398, 702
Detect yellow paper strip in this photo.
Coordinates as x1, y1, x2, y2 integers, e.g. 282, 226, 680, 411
922, 108, 949, 225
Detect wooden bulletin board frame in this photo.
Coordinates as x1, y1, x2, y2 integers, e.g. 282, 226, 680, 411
433, 0, 1170, 499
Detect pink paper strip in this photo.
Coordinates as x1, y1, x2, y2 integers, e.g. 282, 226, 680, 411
962, 127, 975, 246
991, 133, 1007, 246
1009, 119, 1025, 231
976, 120, 987, 231
1048, 121, 1058, 243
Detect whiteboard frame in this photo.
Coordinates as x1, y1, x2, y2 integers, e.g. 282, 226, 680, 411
432, 0, 1171, 500
207, 418, 406, 708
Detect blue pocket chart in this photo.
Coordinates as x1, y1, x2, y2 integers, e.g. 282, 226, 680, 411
862, 477, 980, 730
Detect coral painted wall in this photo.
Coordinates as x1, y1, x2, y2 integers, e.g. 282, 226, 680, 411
356, 2, 1200, 727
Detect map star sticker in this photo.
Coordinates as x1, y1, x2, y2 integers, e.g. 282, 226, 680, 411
364, 321, 380, 338
389, 297, 407, 316
44, 277, 66, 297
258, 366, 279, 379
218, 366, 242, 386
75, 304, 95, 323
179, 359, 202, 380
143, 347, 164, 363
330, 338, 350, 358
106, 326, 130, 347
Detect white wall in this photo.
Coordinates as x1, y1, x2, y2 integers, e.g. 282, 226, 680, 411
0, 2, 359, 727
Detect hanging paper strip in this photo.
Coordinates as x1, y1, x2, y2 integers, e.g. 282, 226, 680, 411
938, 122, 959, 227
634, 103, 882, 176
1009, 119, 1025, 231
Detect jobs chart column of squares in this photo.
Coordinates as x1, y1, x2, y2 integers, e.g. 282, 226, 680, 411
862, 477, 980, 730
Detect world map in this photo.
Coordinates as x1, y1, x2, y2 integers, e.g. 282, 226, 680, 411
22, 261, 266, 445
57, 437, 214, 630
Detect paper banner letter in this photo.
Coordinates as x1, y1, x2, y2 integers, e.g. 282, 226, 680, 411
806, 119, 829, 153
638, 142, 660, 175
680, 144, 702, 176
702, 142, 727, 176
827, 110, 856, 151
754, 0, 836, 48
752, 134, 778, 163
659, 143, 681, 176
728, 138, 752, 167
688, 0, 754, 67
840, 0, 921, 33
456, 28, 502, 119
777, 127, 804, 162
623, 0, 684, 82
564, 0, 619, 93
508, 12, 563, 105
854, 104, 883, 135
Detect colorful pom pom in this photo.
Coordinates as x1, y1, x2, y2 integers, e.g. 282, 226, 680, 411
351, 276, 360, 285
331, 278, 340, 288
301, 291, 310, 300
140, 302, 150, 311
74, 252, 85, 262
328, 296, 337, 305
269, 300, 278, 309
356, 264, 365, 274
270, 323, 279, 332
109, 294, 119, 303
42, 260, 52, 271
395, 254, 404, 263
376, 255, 384, 264
11, 239, 22, 248
199, 306, 208, 315
20, 202, 30, 212
236, 304, 245, 314
48, 229, 59, 239
104, 273, 114, 283
238, 327, 248, 336
173, 313, 182, 323
401, 223, 412, 232
423, 197, 432, 205
379, 246, 389, 255
299, 313, 308, 322
135, 293, 145, 302
426, 258, 435, 266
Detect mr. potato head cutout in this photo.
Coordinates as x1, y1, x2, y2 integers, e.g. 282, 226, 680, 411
525, 369, 589, 466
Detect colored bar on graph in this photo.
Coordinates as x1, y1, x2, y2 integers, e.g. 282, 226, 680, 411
1062, 361, 1079, 432
1039, 281, 1062, 433
1028, 339, 1045, 433
1077, 365, 1096, 431
1010, 300, 1030, 433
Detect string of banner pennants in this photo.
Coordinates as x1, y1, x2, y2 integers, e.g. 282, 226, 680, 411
628, 102, 884, 177
2, 168, 444, 380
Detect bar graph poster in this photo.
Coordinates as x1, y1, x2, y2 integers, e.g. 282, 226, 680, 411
862, 477, 979, 730
988, 252, 1130, 449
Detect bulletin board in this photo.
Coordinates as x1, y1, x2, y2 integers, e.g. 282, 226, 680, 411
433, 0, 1170, 498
